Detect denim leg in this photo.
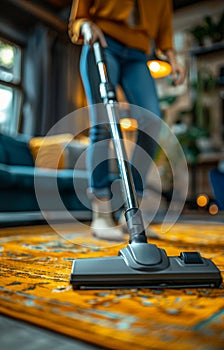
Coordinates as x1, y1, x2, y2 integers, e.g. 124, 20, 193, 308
120, 59, 162, 194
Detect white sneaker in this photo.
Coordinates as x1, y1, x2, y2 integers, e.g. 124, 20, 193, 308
91, 198, 124, 241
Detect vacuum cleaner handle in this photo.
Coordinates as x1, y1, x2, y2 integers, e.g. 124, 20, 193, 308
93, 41, 117, 103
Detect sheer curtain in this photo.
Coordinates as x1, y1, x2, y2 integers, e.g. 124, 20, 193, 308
22, 24, 85, 136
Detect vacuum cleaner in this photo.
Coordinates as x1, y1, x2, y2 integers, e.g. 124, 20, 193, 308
70, 42, 222, 290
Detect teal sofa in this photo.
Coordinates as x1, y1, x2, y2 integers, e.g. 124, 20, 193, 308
0, 132, 91, 214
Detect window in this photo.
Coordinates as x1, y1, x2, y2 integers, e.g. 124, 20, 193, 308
0, 38, 23, 134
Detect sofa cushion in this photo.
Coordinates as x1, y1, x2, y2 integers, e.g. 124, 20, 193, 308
0, 164, 14, 188
29, 134, 73, 169
0, 162, 89, 191
0, 133, 34, 166
65, 141, 88, 169
0, 163, 35, 188
0, 144, 6, 163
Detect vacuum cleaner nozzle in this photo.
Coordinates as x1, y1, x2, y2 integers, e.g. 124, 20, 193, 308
70, 242, 222, 290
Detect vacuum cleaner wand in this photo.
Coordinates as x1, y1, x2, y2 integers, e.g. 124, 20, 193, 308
70, 42, 222, 290
93, 41, 147, 244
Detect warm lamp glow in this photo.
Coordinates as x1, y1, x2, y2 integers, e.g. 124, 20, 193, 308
209, 203, 219, 215
120, 118, 138, 131
147, 59, 172, 79
196, 194, 209, 207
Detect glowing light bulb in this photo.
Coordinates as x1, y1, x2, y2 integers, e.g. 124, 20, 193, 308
196, 194, 209, 207
209, 203, 219, 215
148, 61, 161, 73
147, 59, 172, 79
120, 118, 138, 131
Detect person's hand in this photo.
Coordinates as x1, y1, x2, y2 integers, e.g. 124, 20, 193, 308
81, 22, 107, 48
165, 49, 185, 86
170, 61, 185, 86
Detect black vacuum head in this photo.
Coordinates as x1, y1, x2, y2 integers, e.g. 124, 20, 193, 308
70, 243, 222, 290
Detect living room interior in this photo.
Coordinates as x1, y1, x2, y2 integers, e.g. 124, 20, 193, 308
0, 1, 224, 349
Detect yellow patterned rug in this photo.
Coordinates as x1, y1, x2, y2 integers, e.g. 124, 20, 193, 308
0, 222, 224, 350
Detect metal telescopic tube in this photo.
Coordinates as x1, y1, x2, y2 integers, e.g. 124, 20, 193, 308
105, 102, 139, 211
93, 42, 146, 242
97, 61, 107, 83
96, 59, 138, 210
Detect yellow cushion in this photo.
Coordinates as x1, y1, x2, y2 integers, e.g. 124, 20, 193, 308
29, 134, 74, 169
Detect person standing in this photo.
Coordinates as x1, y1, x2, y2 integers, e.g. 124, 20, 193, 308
68, 0, 185, 240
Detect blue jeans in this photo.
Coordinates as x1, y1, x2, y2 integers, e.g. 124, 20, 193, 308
80, 35, 162, 198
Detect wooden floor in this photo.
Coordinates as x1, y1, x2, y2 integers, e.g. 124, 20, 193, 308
0, 314, 100, 350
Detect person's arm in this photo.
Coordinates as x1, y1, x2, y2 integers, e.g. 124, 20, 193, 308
68, 0, 107, 47
165, 49, 185, 86
68, 0, 92, 44
155, 0, 185, 86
